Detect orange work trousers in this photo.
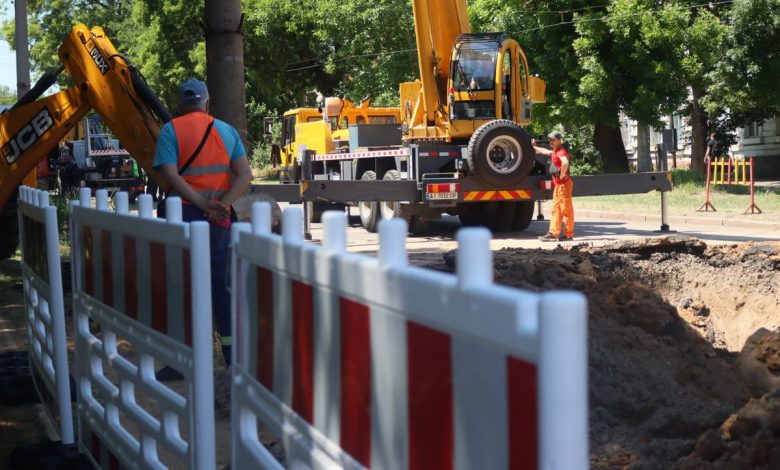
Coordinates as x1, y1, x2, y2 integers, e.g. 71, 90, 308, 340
549, 178, 574, 238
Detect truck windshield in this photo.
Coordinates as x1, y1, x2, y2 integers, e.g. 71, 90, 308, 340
452, 42, 499, 92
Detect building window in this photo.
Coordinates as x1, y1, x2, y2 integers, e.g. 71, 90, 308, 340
744, 121, 760, 138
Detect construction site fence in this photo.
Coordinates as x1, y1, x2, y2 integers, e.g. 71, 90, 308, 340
17, 186, 75, 445
698, 156, 762, 214
230, 204, 589, 469
69, 189, 216, 469
15, 187, 590, 469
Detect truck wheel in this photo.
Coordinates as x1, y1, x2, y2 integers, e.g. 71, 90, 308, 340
485, 202, 517, 233
358, 171, 379, 233
467, 120, 534, 188
511, 201, 535, 231
379, 170, 402, 220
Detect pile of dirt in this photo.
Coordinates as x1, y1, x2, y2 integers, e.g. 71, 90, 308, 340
436, 237, 780, 469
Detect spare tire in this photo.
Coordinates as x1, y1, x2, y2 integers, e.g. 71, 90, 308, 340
466, 120, 535, 187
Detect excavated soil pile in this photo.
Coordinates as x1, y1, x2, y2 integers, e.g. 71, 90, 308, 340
435, 237, 780, 469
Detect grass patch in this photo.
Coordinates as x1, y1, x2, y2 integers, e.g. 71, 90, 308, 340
575, 169, 780, 220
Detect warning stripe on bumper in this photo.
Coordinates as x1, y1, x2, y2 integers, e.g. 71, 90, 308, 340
463, 190, 531, 201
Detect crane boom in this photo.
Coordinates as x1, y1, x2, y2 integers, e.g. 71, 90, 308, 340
411, 0, 470, 125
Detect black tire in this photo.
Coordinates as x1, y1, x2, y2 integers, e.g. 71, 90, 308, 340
511, 201, 535, 231
485, 202, 517, 233
467, 120, 535, 187
379, 170, 402, 220
358, 171, 379, 233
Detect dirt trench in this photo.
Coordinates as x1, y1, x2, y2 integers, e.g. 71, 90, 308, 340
432, 237, 780, 469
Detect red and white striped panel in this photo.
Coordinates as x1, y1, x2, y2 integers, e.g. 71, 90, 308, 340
77, 222, 193, 346
89, 148, 131, 156
81, 424, 127, 470
230, 209, 591, 470
418, 150, 460, 157
540, 180, 553, 190
312, 148, 409, 162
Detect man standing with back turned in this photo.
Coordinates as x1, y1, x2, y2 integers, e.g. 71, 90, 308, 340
154, 78, 252, 373
534, 131, 574, 242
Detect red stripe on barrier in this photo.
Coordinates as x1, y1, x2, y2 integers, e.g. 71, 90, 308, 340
101, 231, 113, 307
507, 357, 538, 470
108, 451, 120, 470
257, 267, 274, 388
123, 236, 137, 319
291, 280, 314, 422
183, 250, 192, 347
150, 242, 168, 334
407, 322, 453, 470
90, 429, 100, 465
339, 297, 372, 467
83, 226, 94, 296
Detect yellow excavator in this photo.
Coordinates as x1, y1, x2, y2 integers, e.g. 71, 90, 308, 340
0, 24, 170, 259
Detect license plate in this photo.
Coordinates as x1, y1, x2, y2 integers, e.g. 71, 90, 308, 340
427, 191, 458, 200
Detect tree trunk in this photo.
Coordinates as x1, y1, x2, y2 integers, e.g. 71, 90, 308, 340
690, 85, 708, 172
636, 124, 652, 172
205, 0, 249, 151
593, 121, 629, 172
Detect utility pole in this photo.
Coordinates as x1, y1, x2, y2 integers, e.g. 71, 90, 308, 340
14, 0, 31, 98
204, 0, 249, 151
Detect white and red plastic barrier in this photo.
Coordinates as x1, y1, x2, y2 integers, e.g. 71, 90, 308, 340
18, 186, 75, 445
231, 204, 589, 469
69, 189, 216, 469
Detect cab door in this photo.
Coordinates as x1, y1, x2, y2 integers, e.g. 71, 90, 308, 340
496, 42, 519, 122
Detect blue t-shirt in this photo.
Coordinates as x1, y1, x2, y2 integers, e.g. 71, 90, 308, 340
153, 116, 246, 168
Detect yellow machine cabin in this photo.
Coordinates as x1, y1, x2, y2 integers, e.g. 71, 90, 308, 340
268, 97, 400, 183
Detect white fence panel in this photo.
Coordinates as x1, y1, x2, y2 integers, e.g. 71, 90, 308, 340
17, 186, 75, 445
231, 204, 589, 470
69, 189, 215, 470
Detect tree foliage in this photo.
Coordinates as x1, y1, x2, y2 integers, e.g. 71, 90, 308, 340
1, 0, 776, 169
0, 84, 15, 104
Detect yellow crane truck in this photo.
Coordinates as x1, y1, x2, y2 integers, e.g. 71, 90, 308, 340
259, 0, 671, 234
0, 24, 171, 259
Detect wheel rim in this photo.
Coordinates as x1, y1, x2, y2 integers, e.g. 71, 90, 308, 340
485, 135, 523, 174
359, 200, 372, 220
380, 200, 397, 220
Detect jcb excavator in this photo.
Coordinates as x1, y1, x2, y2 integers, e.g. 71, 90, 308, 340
0, 24, 171, 259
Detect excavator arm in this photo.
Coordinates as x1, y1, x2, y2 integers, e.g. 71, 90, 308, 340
0, 23, 171, 258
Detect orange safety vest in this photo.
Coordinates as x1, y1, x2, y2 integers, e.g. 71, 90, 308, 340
171, 112, 231, 204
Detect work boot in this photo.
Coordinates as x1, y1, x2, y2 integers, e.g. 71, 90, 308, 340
558, 236, 574, 242
538, 233, 557, 242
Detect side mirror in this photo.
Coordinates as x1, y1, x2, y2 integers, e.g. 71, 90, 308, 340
262, 117, 275, 144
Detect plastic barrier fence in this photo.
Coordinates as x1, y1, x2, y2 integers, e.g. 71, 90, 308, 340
231, 204, 589, 469
69, 189, 215, 469
698, 156, 762, 214
17, 186, 75, 445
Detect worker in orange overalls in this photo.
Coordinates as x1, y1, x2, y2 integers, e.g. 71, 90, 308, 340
534, 131, 574, 242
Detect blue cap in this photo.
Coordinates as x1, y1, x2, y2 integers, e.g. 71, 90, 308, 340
177, 78, 209, 107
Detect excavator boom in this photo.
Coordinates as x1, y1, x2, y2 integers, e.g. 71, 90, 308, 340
0, 24, 170, 258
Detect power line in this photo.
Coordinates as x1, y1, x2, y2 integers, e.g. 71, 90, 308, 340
507, 0, 734, 35
285, 0, 735, 74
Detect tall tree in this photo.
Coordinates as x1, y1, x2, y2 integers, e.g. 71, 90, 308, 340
705, 0, 779, 131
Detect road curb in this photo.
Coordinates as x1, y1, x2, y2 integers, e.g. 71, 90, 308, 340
575, 209, 780, 231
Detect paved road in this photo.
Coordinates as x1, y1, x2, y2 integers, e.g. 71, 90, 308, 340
303, 208, 780, 257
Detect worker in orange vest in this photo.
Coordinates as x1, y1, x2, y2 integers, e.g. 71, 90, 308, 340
534, 131, 574, 242
153, 78, 252, 377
